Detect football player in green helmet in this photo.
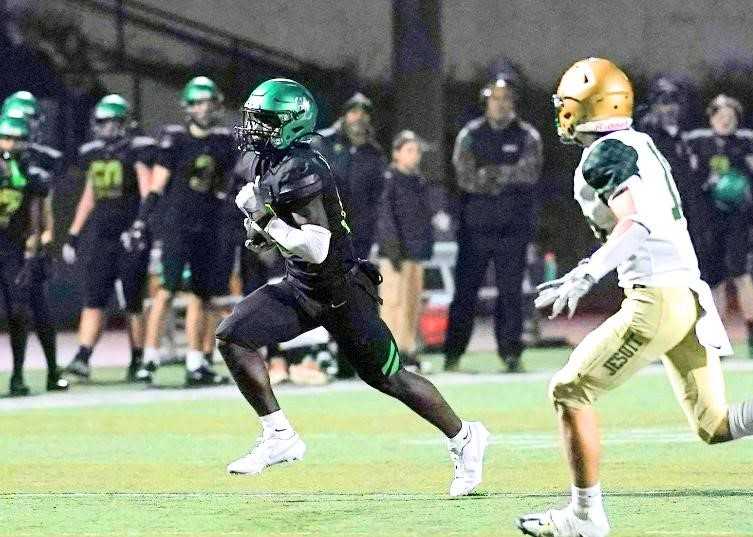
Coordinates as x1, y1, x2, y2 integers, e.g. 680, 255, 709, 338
2, 91, 42, 138
62, 94, 156, 383
133, 76, 236, 387
90, 93, 130, 140
181, 75, 224, 130
0, 111, 67, 395
217, 78, 489, 496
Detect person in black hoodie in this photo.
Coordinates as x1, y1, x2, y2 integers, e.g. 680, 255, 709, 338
377, 130, 446, 368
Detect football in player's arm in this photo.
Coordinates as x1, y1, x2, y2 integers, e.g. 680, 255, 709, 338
214, 78, 489, 496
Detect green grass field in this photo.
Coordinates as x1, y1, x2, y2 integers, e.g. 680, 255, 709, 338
2, 349, 752, 537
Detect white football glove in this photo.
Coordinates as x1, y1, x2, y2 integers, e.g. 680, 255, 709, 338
534, 259, 595, 319
61, 243, 77, 265
548, 272, 595, 319
431, 211, 451, 232
243, 217, 276, 253
235, 182, 262, 215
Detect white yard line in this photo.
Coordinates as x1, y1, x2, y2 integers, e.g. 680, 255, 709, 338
2, 360, 753, 413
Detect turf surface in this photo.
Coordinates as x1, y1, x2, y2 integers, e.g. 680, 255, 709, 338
1, 349, 752, 536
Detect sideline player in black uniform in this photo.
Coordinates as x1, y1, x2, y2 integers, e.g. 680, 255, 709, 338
62, 95, 155, 380
216, 78, 488, 496
0, 111, 67, 395
683, 95, 753, 355
133, 76, 235, 386
2, 91, 68, 393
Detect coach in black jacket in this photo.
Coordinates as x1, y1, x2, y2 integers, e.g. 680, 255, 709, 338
444, 76, 542, 373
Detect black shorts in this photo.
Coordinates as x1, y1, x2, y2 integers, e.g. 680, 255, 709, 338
209, 219, 242, 297
0, 247, 29, 315
160, 228, 220, 298
216, 270, 401, 380
82, 237, 149, 313
696, 211, 751, 287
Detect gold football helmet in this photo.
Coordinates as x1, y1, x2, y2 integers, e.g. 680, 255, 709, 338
553, 58, 634, 144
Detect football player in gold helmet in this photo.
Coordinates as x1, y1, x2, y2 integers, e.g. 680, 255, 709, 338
518, 58, 753, 537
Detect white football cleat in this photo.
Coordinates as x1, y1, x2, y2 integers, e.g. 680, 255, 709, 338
227, 429, 306, 475
517, 505, 610, 537
448, 421, 490, 497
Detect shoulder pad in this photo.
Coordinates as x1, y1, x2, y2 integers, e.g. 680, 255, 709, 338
316, 125, 339, 138
79, 139, 106, 156
161, 124, 186, 135
682, 128, 713, 142
207, 126, 232, 137
158, 125, 186, 149
274, 152, 325, 205
131, 135, 156, 149
518, 120, 542, 142
29, 143, 63, 161
27, 164, 51, 183
582, 138, 639, 193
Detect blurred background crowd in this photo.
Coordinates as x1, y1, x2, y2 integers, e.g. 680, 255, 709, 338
3, 0, 753, 395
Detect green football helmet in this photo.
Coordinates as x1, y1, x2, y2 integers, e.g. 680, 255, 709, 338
181, 76, 223, 128
237, 78, 317, 151
0, 110, 30, 139
2, 90, 40, 118
181, 76, 223, 105
94, 94, 129, 120
712, 169, 751, 212
92, 94, 130, 140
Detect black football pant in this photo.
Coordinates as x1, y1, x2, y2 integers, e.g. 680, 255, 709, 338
445, 225, 529, 361
216, 269, 462, 437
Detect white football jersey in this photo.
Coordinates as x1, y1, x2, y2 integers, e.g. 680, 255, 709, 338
573, 128, 701, 287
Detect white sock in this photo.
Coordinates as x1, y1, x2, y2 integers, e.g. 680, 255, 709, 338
144, 347, 160, 365
448, 421, 471, 448
728, 399, 753, 439
186, 349, 204, 372
571, 483, 604, 518
260, 410, 293, 436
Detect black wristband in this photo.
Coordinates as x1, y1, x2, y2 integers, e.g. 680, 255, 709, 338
67, 233, 79, 248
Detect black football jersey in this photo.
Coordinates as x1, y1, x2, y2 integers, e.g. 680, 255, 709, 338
238, 143, 355, 294
78, 135, 155, 238
155, 124, 237, 230
0, 152, 49, 251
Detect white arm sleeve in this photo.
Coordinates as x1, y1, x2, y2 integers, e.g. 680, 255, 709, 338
264, 218, 331, 264
584, 217, 650, 281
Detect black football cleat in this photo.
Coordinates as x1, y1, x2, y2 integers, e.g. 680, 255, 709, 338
46, 374, 70, 392
64, 357, 91, 379
9, 376, 30, 397
185, 365, 230, 388
126, 361, 143, 382
503, 354, 524, 373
